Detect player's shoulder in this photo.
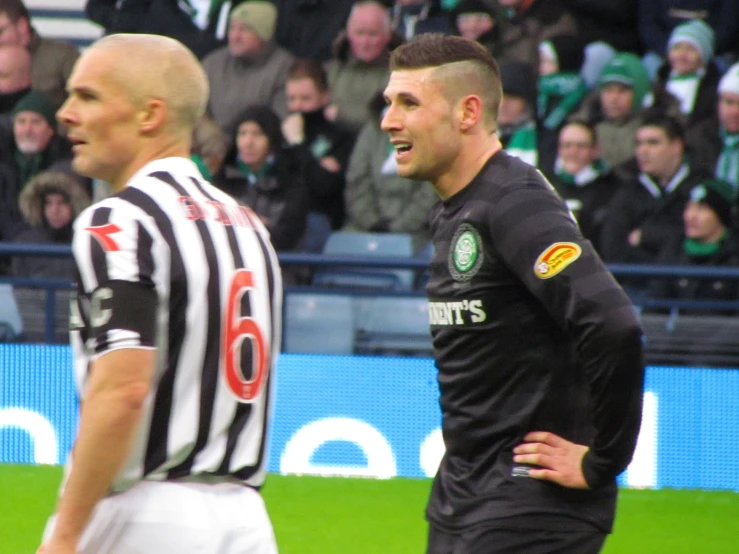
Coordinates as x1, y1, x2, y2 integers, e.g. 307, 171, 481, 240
480, 151, 557, 199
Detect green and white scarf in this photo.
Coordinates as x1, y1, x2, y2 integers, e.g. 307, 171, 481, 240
555, 158, 606, 187
683, 230, 729, 257
716, 128, 739, 191
505, 120, 538, 167
665, 70, 702, 115
537, 72, 587, 130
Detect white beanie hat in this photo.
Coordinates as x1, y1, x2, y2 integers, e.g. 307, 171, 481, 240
718, 62, 739, 96
667, 19, 715, 64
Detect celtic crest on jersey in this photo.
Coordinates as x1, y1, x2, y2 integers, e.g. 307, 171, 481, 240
449, 223, 484, 281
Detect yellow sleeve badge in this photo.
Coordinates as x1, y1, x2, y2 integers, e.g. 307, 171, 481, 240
534, 242, 582, 279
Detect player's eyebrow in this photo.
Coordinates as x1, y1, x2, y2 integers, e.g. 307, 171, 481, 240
67, 85, 99, 99
385, 91, 421, 105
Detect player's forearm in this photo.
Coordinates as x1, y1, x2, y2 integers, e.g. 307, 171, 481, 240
51, 387, 146, 542
580, 321, 645, 488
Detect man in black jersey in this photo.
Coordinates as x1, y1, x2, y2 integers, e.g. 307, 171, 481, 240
382, 34, 645, 554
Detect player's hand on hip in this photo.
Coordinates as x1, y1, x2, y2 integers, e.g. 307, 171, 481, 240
513, 431, 590, 489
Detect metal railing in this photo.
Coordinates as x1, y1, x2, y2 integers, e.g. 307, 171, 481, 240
3, 241, 739, 343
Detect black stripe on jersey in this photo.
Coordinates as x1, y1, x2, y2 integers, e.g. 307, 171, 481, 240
88, 207, 112, 285
187, 177, 255, 475
117, 186, 188, 477
149, 172, 223, 480
88, 207, 112, 352
136, 221, 155, 286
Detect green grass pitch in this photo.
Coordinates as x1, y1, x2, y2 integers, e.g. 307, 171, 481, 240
2, 464, 737, 553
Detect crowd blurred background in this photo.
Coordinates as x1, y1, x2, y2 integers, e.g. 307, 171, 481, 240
3, 0, 739, 309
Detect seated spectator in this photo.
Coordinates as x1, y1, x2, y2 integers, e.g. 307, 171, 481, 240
343, 93, 438, 251
686, 62, 739, 188
282, 60, 355, 235
326, 1, 403, 134
575, 53, 651, 174
191, 115, 229, 182
0, 1, 79, 110
649, 178, 739, 312
0, 45, 31, 127
452, 0, 505, 59
546, 121, 622, 252
3, 91, 79, 191
496, 0, 578, 68
10, 170, 90, 280
217, 106, 309, 252
85, 0, 254, 60
638, 0, 739, 63
497, 60, 537, 166
601, 113, 711, 265
654, 20, 721, 129
203, 1, 293, 135
274, 0, 356, 61
392, 0, 454, 40
536, 34, 588, 174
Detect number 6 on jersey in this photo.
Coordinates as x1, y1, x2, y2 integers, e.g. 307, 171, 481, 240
223, 269, 270, 402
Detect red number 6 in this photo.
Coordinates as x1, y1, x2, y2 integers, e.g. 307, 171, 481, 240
223, 269, 270, 402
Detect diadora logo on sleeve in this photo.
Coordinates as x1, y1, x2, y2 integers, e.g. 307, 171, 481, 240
534, 242, 582, 279
449, 223, 484, 282
85, 223, 123, 252
428, 299, 487, 326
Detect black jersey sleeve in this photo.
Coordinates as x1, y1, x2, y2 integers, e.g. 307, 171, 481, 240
486, 169, 645, 488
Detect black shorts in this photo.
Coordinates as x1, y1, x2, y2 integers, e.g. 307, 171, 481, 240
426, 525, 608, 554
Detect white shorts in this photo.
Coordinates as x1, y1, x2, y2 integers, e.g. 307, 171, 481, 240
43, 480, 278, 553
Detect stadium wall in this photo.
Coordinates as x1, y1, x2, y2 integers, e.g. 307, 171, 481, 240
1, 344, 738, 491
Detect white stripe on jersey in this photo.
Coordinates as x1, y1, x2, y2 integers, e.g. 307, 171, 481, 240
71, 157, 282, 492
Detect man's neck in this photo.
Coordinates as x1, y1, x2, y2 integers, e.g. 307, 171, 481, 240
433, 134, 502, 200
111, 142, 191, 192
656, 159, 684, 187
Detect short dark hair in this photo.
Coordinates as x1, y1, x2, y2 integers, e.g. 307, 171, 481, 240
638, 112, 685, 143
561, 119, 597, 145
287, 59, 329, 92
389, 33, 502, 128
0, 0, 30, 21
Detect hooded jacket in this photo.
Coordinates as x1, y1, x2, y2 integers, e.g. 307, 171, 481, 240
11, 171, 90, 279
216, 106, 309, 252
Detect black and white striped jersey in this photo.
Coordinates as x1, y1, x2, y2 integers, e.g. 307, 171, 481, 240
69, 157, 282, 492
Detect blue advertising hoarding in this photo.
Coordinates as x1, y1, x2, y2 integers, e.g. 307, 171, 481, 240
1, 345, 738, 491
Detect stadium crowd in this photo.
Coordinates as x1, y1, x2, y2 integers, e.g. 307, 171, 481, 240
2, 0, 739, 306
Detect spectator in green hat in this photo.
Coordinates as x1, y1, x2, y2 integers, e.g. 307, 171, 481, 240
650, 178, 739, 312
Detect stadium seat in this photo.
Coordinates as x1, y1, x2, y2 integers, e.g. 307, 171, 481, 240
414, 241, 435, 291
284, 293, 354, 355
13, 288, 72, 344
355, 296, 432, 357
0, 284, 23, 341
312, 232, 415, 291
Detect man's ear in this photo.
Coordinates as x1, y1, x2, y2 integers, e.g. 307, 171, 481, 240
459, 94, 484, 132
139, 99, 167, 134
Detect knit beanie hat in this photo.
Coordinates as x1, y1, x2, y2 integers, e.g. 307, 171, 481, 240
229, 1, 277, 42
499, 60, 536, 107
667, 19, 715, 64
233, 105, 284, 152
690, 178, 735, 228
12, 90, 56, 128
540, 35, 585, 73
718, 61, 739, 95
598, 53, 651, 111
